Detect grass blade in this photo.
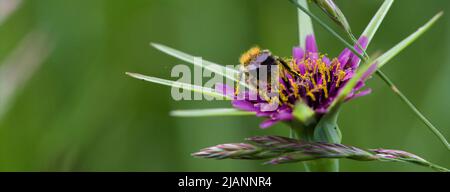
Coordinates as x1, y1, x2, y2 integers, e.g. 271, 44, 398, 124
151, 43, 252, 89
151, 43, 238, 79
376, 12, 443, 69
361, 0, 394, 46
126, 72, 232, 100
296, 0, 315, 48
170, 108, 255, 117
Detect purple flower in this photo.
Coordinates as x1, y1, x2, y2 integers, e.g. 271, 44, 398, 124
227, 35, 376, 128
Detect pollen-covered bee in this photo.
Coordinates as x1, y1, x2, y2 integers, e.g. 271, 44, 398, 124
235, 47, 301, 96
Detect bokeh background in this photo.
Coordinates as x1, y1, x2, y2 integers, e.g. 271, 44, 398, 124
0, 0, 449, 171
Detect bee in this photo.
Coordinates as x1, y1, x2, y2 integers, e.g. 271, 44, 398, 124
235, 47, 301, 96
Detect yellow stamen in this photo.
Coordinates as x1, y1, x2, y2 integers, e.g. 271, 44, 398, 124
289, 78, 300, 99
307, 91, 316, 101
322, 76, 329, 98
336, 70, 346, 87
310, 74, 317, 88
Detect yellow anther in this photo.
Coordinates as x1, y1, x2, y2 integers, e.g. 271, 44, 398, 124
289, 78, 300, 99
307, 91, 316, 101
279, 81, 287, 92
326, 68, 331, 82
321, 74, 329, 98
336, 70, 346, 87
310, 74, 317, 88
280, 91, 289, 103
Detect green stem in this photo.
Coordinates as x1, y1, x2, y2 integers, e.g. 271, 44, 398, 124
291, 121, 340, 172
376, 71, 450, 151
304, 159, 339, 172
290, 0, 450, 151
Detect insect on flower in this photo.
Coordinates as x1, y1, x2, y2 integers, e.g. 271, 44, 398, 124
228, 35, 375, 129
235, 47, 301, 101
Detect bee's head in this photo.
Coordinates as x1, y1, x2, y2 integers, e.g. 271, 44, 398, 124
239, 46, 261, 65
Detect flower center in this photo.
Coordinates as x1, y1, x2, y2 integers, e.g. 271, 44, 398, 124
278, 53, 349, 109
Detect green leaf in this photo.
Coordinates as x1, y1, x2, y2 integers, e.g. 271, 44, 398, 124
296, 0, 315, 48
170, 108, 255, 117
376, 12, 443, 69
125, 72, 232, 100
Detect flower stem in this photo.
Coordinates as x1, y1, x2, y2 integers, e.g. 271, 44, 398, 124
304, 159, 339, 172
291, 122, 339, 172
376, 71, 450, 151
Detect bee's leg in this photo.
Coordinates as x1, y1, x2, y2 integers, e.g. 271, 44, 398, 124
277, 58, 301, 78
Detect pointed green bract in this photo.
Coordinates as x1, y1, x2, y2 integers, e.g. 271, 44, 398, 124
151, 43, 239, 78
296, 0, 315, 48
170, 108, 255, 117
353, 0, 394, 66
126, 72, 232, 100
333, 61, 377, 108
361, 0, 394, 47
375, 12, 443, 69
313, 106, 342, 144
151, 43, 252, 89
293, 102, 316, 126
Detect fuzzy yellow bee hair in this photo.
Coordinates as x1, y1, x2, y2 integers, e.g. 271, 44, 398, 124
239, 46, 261, 65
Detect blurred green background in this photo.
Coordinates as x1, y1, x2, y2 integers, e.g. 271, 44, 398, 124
0, 0, 448, 171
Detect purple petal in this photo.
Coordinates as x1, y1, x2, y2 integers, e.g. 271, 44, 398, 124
322, 56, 331, 67
305, 35, 318, 53
338, 49, 351, 67
348, 36, 369, 68
361, 63, 378, 81
315, 108, 328, 114
343, 70, 354, 81
353, 81, 365, 92
276, 112, 293, 121
260, 119, 277, 129
293, 47, 304, 61
260, 102, 279, 112
345, 89, 372, 101
256, 111, 272, 117
232, 100, 257, 112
